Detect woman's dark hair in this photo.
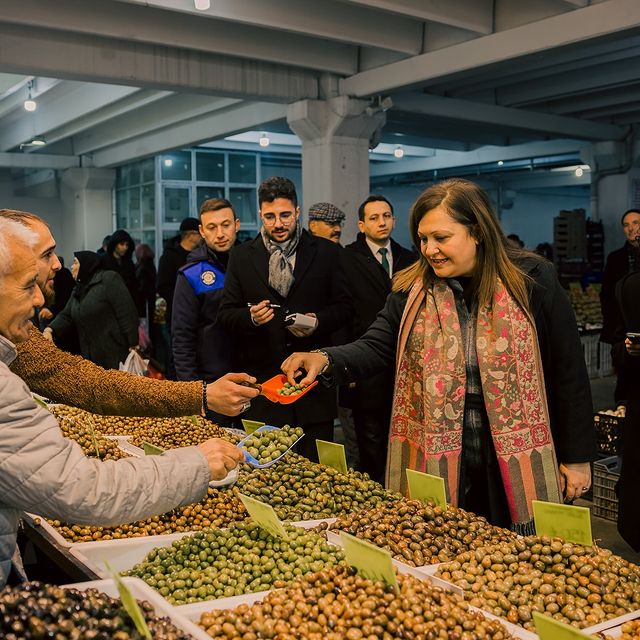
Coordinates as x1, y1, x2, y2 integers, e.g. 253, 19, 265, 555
393, 178, 535, 313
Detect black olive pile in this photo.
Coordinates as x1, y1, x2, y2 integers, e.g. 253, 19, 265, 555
49, 405, 237, 450
436, 536, 640, 630
328, 499, 516, 567
47, 487, 248, 542
241, 425, 304, 463
198, 564, 516, 639
0, 582, 192, 639
125, 522, 345, 604
234, 452, 398, 520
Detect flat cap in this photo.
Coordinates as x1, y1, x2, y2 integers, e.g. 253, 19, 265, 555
308, 202, 345, 223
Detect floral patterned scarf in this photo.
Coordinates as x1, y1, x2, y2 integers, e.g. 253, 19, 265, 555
386, 278, 562, 528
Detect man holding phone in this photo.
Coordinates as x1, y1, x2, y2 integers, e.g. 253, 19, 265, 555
218, 177, 352, 460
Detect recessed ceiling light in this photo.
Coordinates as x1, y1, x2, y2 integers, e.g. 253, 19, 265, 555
194, 0, 211, 10
497, 160, 504, 166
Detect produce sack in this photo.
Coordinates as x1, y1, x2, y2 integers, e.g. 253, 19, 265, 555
119, 349, 148, 376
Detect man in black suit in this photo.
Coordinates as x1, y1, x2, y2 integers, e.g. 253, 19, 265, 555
342, 194, 416, 483
218, 177, 351, 461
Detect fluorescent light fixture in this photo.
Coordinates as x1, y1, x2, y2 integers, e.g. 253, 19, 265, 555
258, 133, 270, 148
30, 136, 46, 146
194, 0, 210, 9
393, 145, 404, 159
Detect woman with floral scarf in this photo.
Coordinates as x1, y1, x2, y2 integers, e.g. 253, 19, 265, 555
282, 178, 594, 534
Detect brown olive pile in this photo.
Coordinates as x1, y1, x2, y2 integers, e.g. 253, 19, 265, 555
234, 452, 398, 520
0, 582, 192, 639
56, 413, 126, 460
49, 405, 237, 449
198, 564, 515, 639
46, 488, 247, 542
328, 499, 516, 567
436, 536, 640, 630
126, 522, 345, 605
610, 619, 640, 639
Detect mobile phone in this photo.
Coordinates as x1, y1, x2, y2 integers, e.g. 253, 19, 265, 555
626, 332, 640, 344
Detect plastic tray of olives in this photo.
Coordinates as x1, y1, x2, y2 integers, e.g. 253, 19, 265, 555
23, 512, 75, 548
585, 609, 640, 637
237, 425, 304, 468
60, 577, 211, 640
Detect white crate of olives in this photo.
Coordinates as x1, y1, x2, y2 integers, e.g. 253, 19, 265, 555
23, 511, 76, 548
585, 609, 640, 638
61, 577, 211, 640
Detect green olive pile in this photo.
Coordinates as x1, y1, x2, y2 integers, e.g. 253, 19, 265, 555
49, 405, 237, 450
56, 414, 126, 460
241, 425, 304, 463
126, 522, 345, 604
329, 499, 516, 567
435, 536, 640, 630
47, 488, 247, 542
277, 381, 308, 396
198, 564, 515, 640
0, 582, 192, 639
234, 452, 397, 520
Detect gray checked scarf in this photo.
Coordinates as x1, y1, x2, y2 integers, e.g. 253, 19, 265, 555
260, 223, 302, 297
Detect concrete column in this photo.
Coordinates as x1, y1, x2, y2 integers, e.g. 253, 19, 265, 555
287, 96, 385, 244
60, 167, 115, 260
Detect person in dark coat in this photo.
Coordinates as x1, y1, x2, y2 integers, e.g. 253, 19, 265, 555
172, 198, 240, 426
341, 194, 417, 483
135, 244, 157, 323
102, 229, 139, 311
218, 177, 352, 461
45, 251, 139, 370
284, 178, 594, 532
156, 218, 203, 326
612, 270, 640, 550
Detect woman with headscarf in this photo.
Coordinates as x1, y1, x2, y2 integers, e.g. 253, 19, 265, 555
45, 251, 139, 369
283, 178, 594, 534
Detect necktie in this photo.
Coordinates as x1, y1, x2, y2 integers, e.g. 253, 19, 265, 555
379, 247, 390, 276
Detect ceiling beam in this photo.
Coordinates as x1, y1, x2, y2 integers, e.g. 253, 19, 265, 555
0, 0, 357, 75
0, 151, 79, 169
339, 0, 640, 97
0, 82, 140, 151
370, 139, 590, 177
0, 23, 319, 103
335, 0, 493, 34
91, 101, 287, 167
391, 92, 627, 141
118, 0, 423, 55
73, 95, 242, 155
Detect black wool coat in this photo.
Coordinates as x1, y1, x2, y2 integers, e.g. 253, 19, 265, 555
218, 230, 352, 426
341, 234, 417, 410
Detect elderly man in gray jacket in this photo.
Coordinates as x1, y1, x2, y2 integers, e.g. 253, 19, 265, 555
0, 217, 244, 587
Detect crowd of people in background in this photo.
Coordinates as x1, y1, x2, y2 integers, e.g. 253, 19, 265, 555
7, 176, 640, 548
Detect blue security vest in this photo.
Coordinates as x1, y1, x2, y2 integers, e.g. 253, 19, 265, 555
181, 260, 225, 295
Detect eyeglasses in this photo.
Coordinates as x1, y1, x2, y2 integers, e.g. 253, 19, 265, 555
262, 212, 295, 225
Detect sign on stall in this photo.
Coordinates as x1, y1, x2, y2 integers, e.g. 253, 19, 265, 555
239, 493, 289, 539
532, 500, 593, 546
339, 532, 399, 592
406, 469, 447, 508
316, 440, 348, 474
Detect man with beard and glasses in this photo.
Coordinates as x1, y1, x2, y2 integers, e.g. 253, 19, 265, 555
218, 177, 352, 461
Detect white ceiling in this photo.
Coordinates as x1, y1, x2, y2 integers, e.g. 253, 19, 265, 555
0, 0, 638, 184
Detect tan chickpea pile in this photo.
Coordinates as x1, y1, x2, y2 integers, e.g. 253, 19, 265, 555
46, 488, 247, 542
435, 536, 640, 631
234, 452, 398, 520
197, 565, 516, 639
328, 499, 517, 567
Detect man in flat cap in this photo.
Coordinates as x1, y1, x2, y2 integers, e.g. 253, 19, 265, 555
308, 202, 345, 244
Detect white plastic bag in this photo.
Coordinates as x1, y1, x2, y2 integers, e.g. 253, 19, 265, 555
119, 349, 149, 376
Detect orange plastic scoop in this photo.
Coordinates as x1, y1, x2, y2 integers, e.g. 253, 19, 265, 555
258, 374, 318, 404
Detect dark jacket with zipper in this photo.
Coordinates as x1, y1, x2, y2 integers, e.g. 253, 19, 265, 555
217, 230, 352, 426
172, 243, 234, 382
49, 270, 139, 370
341, 233, 416, 410
324, 257, 595, 465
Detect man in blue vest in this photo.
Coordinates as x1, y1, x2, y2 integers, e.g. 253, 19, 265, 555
172, 198, 240, 425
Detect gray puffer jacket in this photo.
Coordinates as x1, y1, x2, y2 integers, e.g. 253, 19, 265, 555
0, 335, 210, 587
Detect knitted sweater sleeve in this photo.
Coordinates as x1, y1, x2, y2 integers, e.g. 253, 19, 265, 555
10, 327, 202, 417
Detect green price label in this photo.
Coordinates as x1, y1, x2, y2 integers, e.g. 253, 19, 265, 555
316, 440, 348, 474
105, 563, 151, 639
241, 419, 265, 434
406, 469, 447, 508
143, 441, 165, 456
239, 493, 289, 539
339, 532, 399, 592
533, 611, 589, 639
533, 500, 593, 546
